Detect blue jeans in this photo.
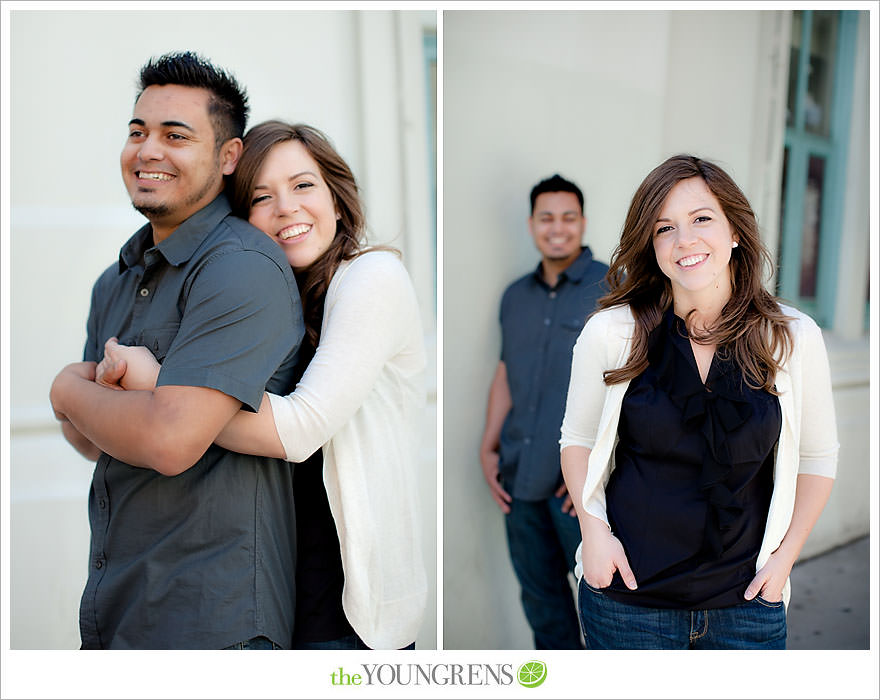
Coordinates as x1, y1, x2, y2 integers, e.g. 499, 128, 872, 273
504, 493, 583, 649
223, 636, 282, 649
296, 633, 415, 650
578, 579, 787, 649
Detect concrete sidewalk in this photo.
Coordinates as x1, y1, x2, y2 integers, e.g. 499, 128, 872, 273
786, 535, 870, 650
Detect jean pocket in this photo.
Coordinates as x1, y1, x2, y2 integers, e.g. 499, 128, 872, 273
753, 595, 784, 608
581, 579, 607, 596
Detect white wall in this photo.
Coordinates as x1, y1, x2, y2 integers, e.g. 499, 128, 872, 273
443, 9, 870, 650
6, 8, 438, 650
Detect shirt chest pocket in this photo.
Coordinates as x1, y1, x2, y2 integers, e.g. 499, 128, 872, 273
138, 323, 180, 363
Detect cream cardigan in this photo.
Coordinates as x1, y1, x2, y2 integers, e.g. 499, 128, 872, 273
560, 304, 839, 604
267, 251, 427, 649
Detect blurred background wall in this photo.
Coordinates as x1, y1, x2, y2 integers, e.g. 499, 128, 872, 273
6, 8, 438, 650
443, 9, 870, 649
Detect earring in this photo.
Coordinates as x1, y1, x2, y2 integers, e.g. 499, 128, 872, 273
732, 241, 739, 248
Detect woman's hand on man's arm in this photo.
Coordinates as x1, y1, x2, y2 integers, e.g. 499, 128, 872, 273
96, 337, 161, 392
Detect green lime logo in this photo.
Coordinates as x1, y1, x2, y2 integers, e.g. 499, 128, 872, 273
517, 660, 547, 688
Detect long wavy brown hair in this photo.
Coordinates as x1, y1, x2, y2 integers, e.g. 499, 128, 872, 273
231, 120, 393, 352
600, 154, 793, 392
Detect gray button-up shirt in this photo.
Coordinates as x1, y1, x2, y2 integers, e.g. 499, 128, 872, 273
498, 246, 608, 500
79, 194, 303, 649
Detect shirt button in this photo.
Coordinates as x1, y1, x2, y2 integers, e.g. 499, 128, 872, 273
544, 318, 551, 326
99, 498, 106, 510
524, 437, 531, 445
139, 288, 150, 297
95, 559, 104, 569
549, 291, 557, 299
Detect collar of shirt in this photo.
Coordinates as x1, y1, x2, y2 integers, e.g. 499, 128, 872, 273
118, 193, 232, 273
530, 246, 595, 288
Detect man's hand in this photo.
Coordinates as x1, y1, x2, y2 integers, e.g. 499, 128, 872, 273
555, 482, 577, 516
50, 362, 102, 460
480, 448, 512, 514
479, 362, 514, 514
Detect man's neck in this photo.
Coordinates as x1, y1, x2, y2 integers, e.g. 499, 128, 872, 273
148, 189, 224, 245
151, 223, 177, 245
540, 251, 580, 287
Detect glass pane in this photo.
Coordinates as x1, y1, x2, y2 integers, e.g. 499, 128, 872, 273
786, 11, 802, 128
799, 155, 826, 299
804, 11, 838, 136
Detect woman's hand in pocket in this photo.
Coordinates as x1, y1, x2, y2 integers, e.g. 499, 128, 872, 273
581, 514, 637, 590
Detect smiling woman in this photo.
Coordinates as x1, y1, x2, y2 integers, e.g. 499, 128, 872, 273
559, 154, 839, 650
651, 178, 737, 311
247, 139, 340, 272
96, 119, 429, 651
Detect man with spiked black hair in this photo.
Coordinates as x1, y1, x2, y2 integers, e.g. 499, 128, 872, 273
479, 173, 608, 649
51, 51, 304, 649
137, 50, 249, 147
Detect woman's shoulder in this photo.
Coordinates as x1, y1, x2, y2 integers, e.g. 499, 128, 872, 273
777, 302, 822, 338
329, 249, 412, 298
336, 248, 404, 276
584, 304, 635, 333
575, 305, 634, 359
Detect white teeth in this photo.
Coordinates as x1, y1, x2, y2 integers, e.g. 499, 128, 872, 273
279, 224, 310, 240
678, 254, 707, 268
139, 172, 173, 181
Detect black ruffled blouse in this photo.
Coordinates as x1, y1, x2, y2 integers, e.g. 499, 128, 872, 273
603, 308, 781, 609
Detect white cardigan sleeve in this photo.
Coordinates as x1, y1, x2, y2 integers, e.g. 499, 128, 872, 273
267, 252, 417, 463
794, 314, 839, 478
559, 311, 613, 451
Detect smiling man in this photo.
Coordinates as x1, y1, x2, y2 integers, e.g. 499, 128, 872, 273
49, 52, 304, 649
479, 174, 608, 649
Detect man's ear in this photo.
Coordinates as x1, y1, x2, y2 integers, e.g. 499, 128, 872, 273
220, 138, 244, 175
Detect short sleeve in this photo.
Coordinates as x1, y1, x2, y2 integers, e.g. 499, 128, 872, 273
157, 250, 303, 412
498, 286, 511, 364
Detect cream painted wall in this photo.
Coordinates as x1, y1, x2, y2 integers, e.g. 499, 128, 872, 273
443, 10, 870, 650
8, 9, 438, 649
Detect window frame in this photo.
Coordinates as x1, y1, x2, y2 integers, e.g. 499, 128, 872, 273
778, 9, 860, 327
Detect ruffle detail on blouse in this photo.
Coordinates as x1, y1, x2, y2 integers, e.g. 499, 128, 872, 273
649, 310, 754, 560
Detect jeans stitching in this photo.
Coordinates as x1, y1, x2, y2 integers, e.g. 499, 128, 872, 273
689, 610, 708, 642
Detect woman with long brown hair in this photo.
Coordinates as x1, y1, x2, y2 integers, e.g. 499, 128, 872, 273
98, 121, 427, 650
560, 154, 838, 649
